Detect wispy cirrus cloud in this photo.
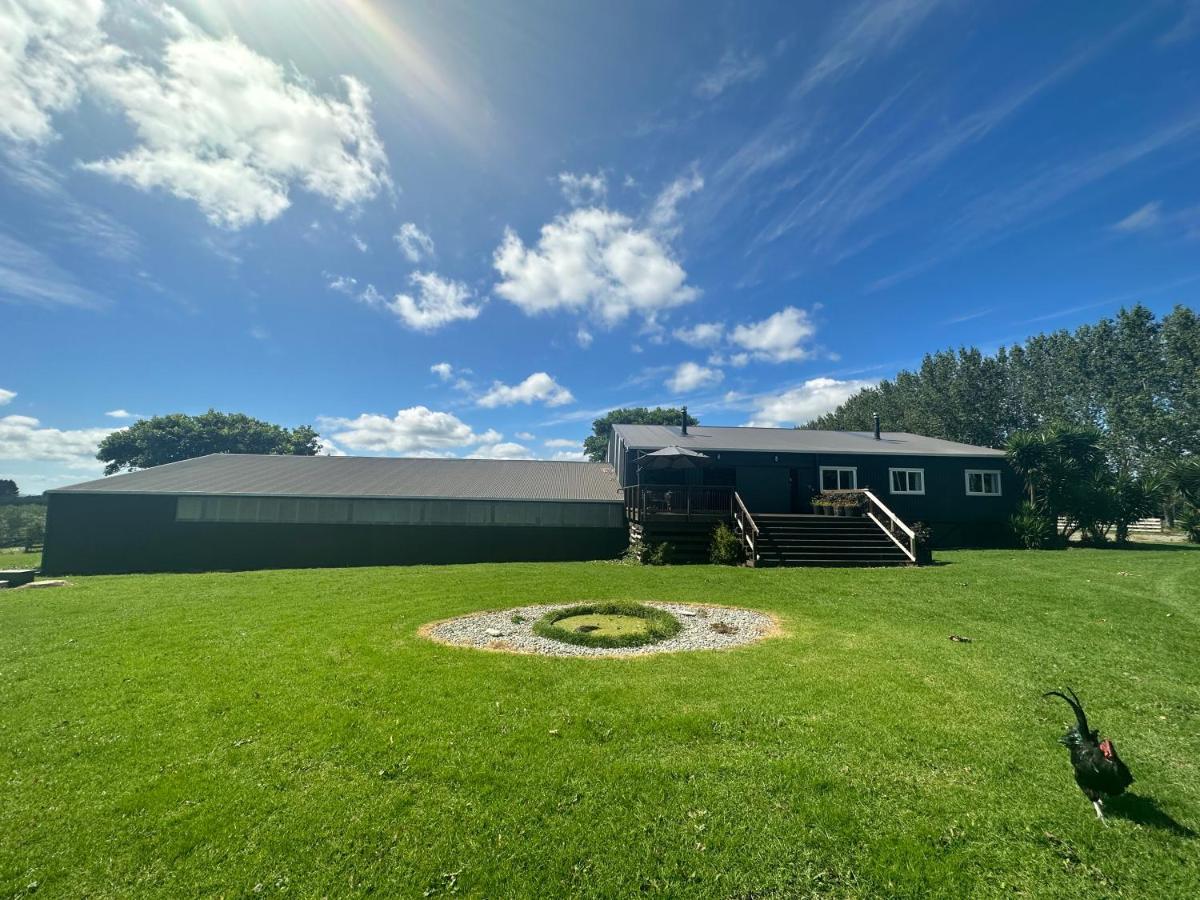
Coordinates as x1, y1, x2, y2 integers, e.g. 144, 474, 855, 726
1112, 201, 1163, 232
0, 233, 103, 308
695, 50, 766, 99
871, 106, 1200, 290
791, 0, 948, 101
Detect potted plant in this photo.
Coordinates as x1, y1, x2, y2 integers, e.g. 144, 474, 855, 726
912, 521, 933, 565
811, 494, 834, 516
828, 491, 865, 517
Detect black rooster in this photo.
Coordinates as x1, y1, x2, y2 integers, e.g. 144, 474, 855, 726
1044, 688, 1134, 822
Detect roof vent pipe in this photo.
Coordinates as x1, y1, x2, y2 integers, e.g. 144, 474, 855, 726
873, 413, 881, 440
681, 406, 688, 436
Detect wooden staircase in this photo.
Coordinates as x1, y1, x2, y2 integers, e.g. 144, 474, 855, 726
750, 514, 913, 567
626, 484, 923, 568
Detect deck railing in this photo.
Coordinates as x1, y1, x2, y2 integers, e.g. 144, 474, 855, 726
824, 488, 918, 563
623, 484, 735, 523
733, 491, 759, 564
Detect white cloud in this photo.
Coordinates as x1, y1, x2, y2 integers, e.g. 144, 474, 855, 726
576, 326, 594, 348
543, 438, 580, 449
695, 50, 766, 99
351, 233, 369, 253
647, 168, 704, 238
730, 307, 815, 363
477, 372, 574, 408
674, 321, 725, 347
0, 3, 390, 227
430, 362, 454, 380
549, 449, 588, 462
0, 388, 14, 406
1112, 201, 1163, 232
104, 409, 144, 420
0, 0, 112, 146
558, 170, 607, 206
0, 413, 116, 463
468, 441, 533, 460
515, 431, 536, 441
316, 437, 347, 457
493, 207, 698, 325
357, 271, 483, 332
326, 273, 358, 294
666, 362, 723, 393
87, 27, 389, 228
748, 377, 876, 426
395, 222, 435, 262
317, 406, 500, 455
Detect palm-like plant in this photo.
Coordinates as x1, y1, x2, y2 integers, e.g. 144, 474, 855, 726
1167, 457, 1200, 507
1006, 425, 1107, 537
1108, 472, 1163, 544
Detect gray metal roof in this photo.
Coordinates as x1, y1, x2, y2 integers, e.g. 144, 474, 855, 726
612, 424, 1006, 457
51, 454, 624, 502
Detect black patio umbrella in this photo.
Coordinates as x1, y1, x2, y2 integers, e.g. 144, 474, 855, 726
637, 445, 714, 471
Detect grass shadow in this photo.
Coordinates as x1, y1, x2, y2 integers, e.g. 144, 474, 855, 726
1107, 794, 1196, 836
1102, 542, 1199, 552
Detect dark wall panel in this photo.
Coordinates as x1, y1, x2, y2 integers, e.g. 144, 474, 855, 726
43, 494, 628, 575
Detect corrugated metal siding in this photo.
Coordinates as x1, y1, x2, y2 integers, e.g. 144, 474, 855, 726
52, 455, 624, 503
176, 495, 625, 527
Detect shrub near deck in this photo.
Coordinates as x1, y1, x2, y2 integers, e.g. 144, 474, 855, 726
1, 548, 1199, 898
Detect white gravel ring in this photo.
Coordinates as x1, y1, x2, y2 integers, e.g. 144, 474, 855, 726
421, 602, 778, 658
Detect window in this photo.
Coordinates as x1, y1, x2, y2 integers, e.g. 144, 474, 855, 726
965, 469, 1002, 496
820, 466, 857, 490
889, 468, 925, 495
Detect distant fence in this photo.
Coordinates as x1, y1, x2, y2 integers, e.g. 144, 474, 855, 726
1057, 516, 1163, 534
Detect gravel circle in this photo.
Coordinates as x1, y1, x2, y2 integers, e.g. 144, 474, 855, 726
423, 602, 777, 658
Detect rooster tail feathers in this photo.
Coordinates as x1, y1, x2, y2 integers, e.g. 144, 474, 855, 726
1043, 688, 1090, 735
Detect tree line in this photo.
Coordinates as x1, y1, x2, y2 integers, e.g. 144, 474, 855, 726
807, 304, 1200, 474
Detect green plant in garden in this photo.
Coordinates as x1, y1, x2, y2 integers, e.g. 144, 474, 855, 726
1010, 501, 1056, 549
709, 522, 742, 565
620, 538, 672, 566
1179, 505, 1200, 543
532, 601, 682, 648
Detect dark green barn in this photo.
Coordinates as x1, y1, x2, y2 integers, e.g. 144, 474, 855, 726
43, 455, 627, 575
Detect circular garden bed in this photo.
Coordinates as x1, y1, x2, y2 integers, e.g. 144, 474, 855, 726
423, 601, 776, 657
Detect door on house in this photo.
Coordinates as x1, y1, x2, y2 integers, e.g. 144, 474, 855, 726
788, 467, 814, 513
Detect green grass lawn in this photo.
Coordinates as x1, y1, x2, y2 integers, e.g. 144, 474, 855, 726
2, 548, 1199, 898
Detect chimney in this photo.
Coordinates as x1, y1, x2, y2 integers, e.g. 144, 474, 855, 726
873, 413, 881, 440
681, 406, 688, 436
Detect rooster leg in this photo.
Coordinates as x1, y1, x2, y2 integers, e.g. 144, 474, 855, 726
1093, 799, 1106, 823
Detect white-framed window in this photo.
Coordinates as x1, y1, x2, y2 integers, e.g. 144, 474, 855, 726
820, 466, 857, 490
965, 469, 1002, 496
889, 468, 925, 495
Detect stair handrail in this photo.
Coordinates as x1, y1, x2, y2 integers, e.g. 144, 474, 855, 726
858, 489, 917, 563
732, 491, 759, 562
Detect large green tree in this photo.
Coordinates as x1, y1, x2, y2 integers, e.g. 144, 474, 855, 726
0, 479, 17, 498
583, 407, 698, 462
808, 304, 1200, 473
97, 410, 321, 475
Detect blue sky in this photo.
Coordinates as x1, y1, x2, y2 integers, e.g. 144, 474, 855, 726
3, 0, 1200, 492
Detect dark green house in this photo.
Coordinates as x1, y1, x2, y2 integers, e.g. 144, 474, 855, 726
609, 422, 1017, 555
